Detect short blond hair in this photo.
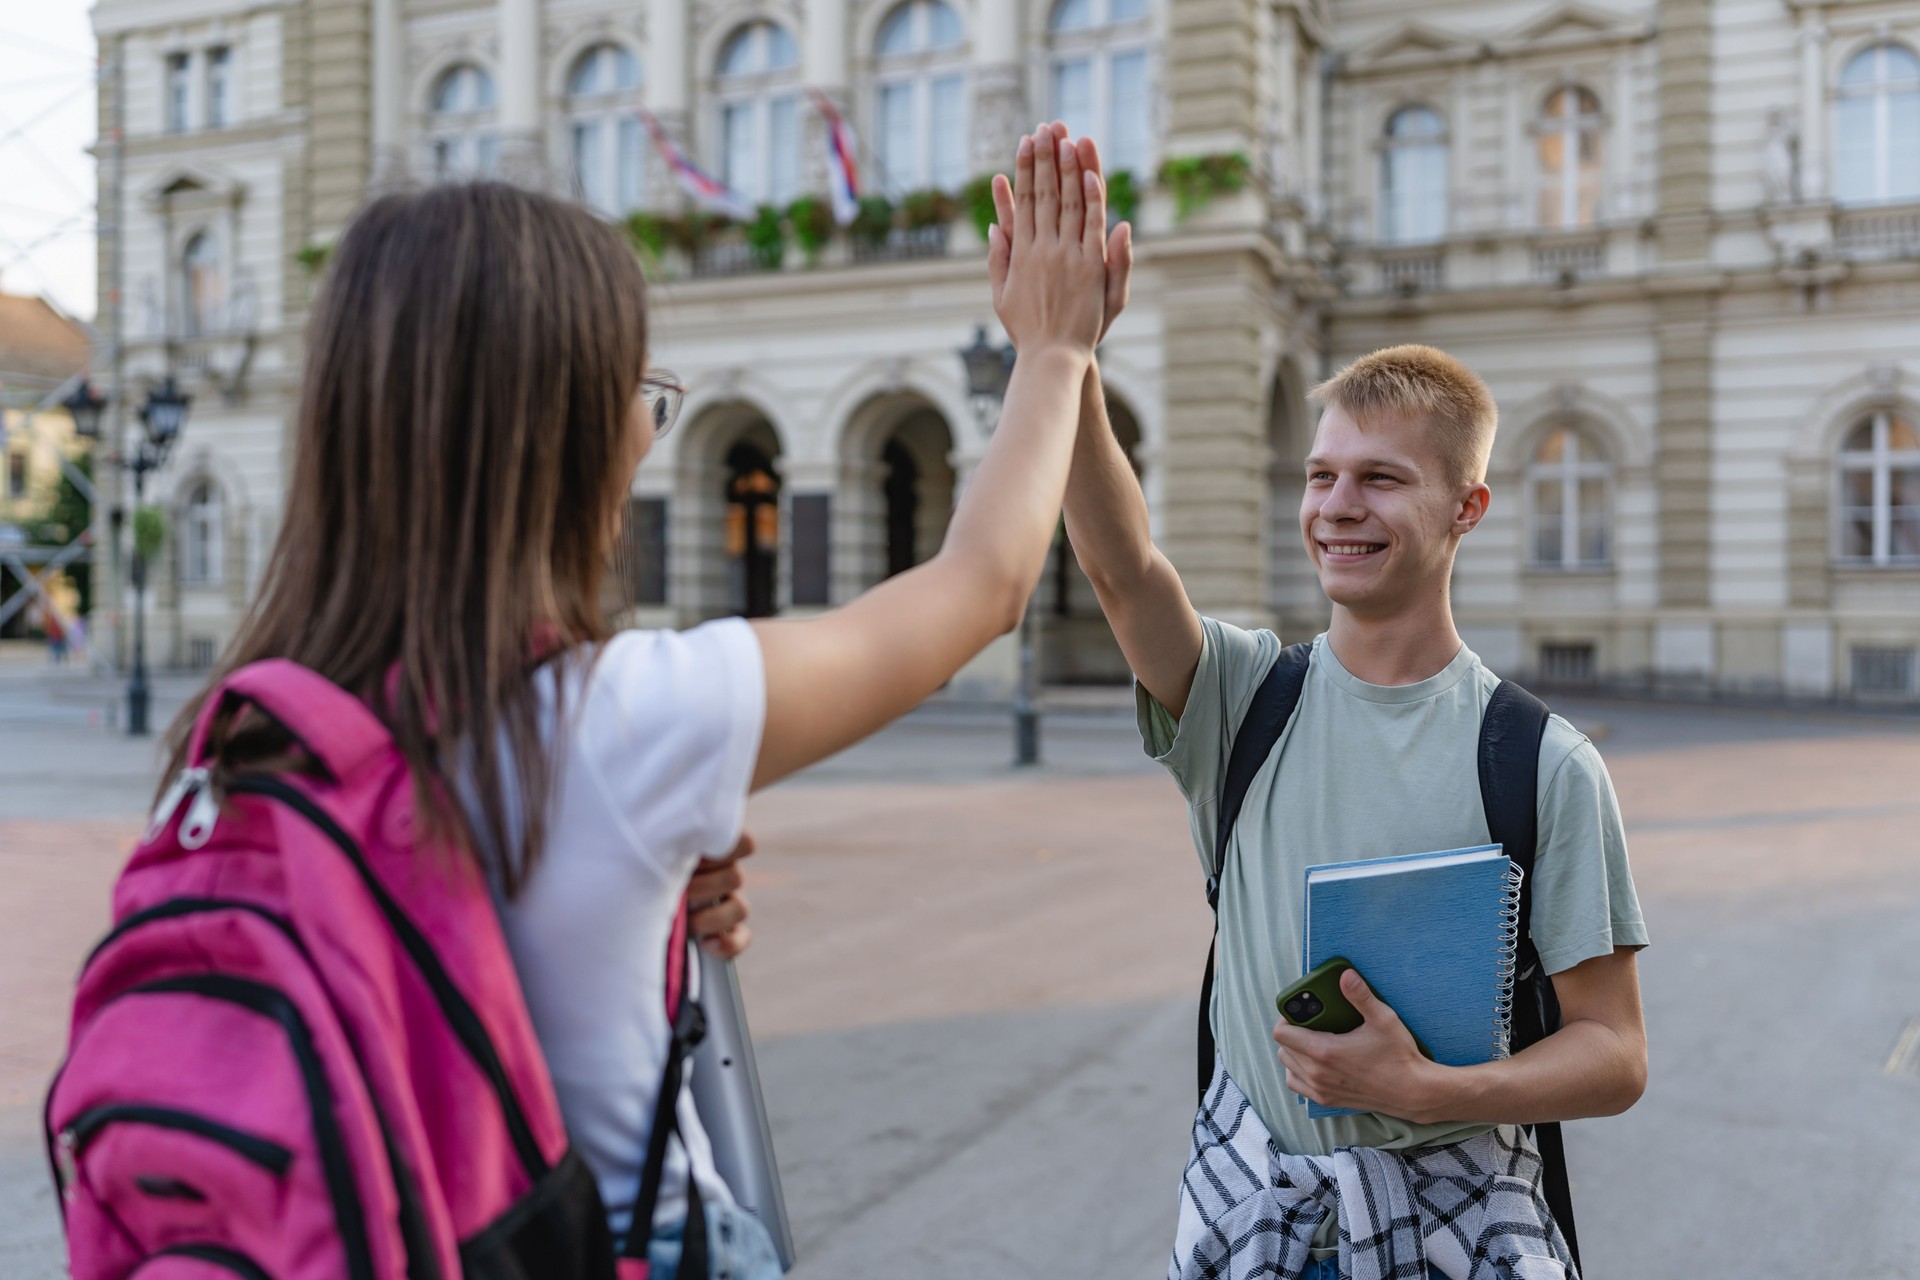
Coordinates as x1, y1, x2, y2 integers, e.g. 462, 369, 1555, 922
1310, 345, 1497, 487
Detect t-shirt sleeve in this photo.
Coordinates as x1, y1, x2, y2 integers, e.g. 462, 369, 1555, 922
577, 619, 767, 885
1528, 719, 1649, 976
1134, 616, 1281, 873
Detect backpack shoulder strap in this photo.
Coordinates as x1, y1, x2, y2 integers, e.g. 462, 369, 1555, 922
1477, 678, 1581, 1269
622, 897, 710, 1278
1196, 640, 1313, 1101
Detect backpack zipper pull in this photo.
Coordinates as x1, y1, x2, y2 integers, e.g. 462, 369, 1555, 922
143, 766, 207, 843
55, 1127, 77, 1197
179, 773, 220, 850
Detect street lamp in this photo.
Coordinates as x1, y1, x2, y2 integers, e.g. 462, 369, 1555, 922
62, 379, 108, 440
957, 325, 1040, 767
125, 376, 191, 736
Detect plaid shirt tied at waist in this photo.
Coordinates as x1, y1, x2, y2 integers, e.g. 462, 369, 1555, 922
1170, 1058, 1579, 1280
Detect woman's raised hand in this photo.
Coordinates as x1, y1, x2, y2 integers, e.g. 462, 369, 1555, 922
987, 122, 1108, 356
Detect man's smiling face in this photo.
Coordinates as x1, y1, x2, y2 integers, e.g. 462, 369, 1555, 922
1299, 403, 1478, 618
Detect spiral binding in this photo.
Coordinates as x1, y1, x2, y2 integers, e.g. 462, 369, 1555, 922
1491, 861, 1524, 1059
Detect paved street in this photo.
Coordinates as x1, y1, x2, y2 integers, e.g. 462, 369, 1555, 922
4, 648, 1920, 1277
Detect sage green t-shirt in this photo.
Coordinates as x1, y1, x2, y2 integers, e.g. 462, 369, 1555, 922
1139, 620, 1648, 1159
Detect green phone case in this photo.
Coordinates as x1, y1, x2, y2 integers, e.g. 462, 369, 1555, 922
1275, 957, 1437, 1059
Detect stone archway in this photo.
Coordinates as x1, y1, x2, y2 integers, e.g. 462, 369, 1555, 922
1041, 394, 1143, 684
1265, 358, 1326, 636
836, 392, 958, 601
674, 402, 786, 620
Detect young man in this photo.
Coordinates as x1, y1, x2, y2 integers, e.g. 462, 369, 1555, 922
1061, 342, 1648, 1280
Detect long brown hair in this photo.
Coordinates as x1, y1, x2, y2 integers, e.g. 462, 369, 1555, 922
163, 182, 649, 896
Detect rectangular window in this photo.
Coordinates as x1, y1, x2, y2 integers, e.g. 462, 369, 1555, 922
189, 637, 218, 670
206, 47, 232, 128
877, 82, 915, 197
1108, 52, 1150, 176
723, 102, 757, 200
1050, 58, 1093, 147
768, 94, 799, 205
930, 74, 967, 192
166, 52, 192, 133
1539, 642, 1597, 685
1852, 646, 1916, 695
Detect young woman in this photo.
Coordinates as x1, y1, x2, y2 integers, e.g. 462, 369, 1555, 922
157, 125, 1127, 1276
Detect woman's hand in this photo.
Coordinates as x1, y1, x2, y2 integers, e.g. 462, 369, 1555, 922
986, 122, 1108, 357
688, 831, 754, 958
991, 125, 1131, 348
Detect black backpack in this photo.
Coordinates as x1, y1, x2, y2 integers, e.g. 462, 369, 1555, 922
1194, 641, 1579, 1269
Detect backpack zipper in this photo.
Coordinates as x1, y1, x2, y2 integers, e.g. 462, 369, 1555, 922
144, 766, 220, 849
62, 1103, 294, 1176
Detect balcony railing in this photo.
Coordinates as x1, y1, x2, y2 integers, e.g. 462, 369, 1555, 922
1377, 249, 1444, 294
690, 241, 763, 279
850, 225, 949, 265
1835, 206, 1920, 258
1531, 236, 1606, 283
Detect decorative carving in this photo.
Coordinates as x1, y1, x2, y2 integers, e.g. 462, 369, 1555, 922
1763, 108, 1799, 204
969, 63, 1027, 179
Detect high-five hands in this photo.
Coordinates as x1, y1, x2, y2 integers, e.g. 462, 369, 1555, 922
986, 122, 1115, 356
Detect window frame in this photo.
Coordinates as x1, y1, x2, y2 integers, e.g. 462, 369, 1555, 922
180, 481, 225, 587
1535, 84, 1606, 230
1045, 0, 1155, 179
1834, 409, 1920, 567
180, 230, 225, 339
714, 22, 802, 207
426, 62, 501, 182
1525, 424, 1613, 571
872, 0, 970, 197
565, 43, 647, 217
205, 46, 233, 130
1378, 103, 1449, 245
1833, 41, 1920, 206
165, 51, 192, 134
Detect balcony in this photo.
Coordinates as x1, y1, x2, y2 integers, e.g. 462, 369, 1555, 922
1834, 205, 1920, 259
1530, 235, 1607, 284
849, 224, 950, 265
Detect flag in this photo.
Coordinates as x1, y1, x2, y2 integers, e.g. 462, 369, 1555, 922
806, 88, 861, 225
637, 108, 756, 221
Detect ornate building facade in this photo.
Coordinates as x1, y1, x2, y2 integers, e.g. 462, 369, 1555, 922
89, 0, 1920, 700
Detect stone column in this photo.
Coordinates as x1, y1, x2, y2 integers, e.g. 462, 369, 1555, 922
970, 0, 1025, 177
1798, 18, 1829, 201
370, 0, 406, 186
803, 0, 849, 197
646, 0, 691, 207
497, 0, 546, 184
1272, 13, 1297, 197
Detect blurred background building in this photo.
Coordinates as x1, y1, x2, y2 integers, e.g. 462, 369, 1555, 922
84, 0, 1920, 700
1, 280, 93, 642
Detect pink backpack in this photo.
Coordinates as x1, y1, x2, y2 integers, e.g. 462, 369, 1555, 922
45, 660, 705, 1280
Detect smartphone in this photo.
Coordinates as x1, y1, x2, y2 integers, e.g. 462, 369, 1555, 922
1276, 958, 1436, 1059
1276, 956, 1365, 1034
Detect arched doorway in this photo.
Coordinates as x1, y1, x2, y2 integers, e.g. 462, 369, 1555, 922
838, 394, 957, 598
1266, 359, 1326, 635
1041, 393, 1142, 683
725, 440, 781, 617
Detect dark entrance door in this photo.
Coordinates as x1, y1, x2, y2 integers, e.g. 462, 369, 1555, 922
882, 438, 920, 579
725, 442, 780, 617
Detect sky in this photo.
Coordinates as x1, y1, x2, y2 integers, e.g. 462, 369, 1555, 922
0, 0, 99, 322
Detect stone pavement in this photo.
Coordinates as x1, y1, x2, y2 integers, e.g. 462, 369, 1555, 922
4, 659, 1919, 1277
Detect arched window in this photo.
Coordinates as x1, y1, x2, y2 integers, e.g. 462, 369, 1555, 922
716, 22, 801, 207
181, 481, 224, 586
873, 0, 968, 197
1837, 411, 1920, 565
1047, 0, 1152, 179
1380, 105, 1448, 243
1536, 86, 1603, 228
181, 233, 224, 338
1835, 43, 1920, 205
566, 44, 646, 216
1528, 426, 1610, 568
427, 63, 499, 181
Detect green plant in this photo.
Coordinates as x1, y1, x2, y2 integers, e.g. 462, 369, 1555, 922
295, 242, 332, 276
1157, 151, 1252, 221
899, 188, 958, 230
785, 195, 836, 260
744, 204, 788, 269
658, 211, 734, 254
624, 212, 670, 261
1107, 169, 1140, 224
133, 505, 166, 563
962, 174, 1002, 241
852, 194, 896, 246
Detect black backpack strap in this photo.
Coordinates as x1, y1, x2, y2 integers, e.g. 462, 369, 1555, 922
622, 918, 710, 1277
1197, 641, 1313, 1102
1478, 679, 1580, 1271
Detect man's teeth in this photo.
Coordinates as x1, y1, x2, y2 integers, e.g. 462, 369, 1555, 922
1325, 543, 1383, 555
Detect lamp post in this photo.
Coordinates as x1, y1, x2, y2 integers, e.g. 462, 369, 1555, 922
125, 376, 190, 736
957, 325, 1040, 766
62, 379, 108, 441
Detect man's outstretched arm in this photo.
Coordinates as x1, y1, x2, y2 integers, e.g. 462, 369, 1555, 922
1064, 365, 1205, 719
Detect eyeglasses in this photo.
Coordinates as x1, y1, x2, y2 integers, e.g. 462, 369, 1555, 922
641, 371, 686, 438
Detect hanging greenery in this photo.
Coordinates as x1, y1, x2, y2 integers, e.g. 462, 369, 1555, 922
624, 212, 670, 262
1107, 169, 1140, 225
785, 196, 836, 260
899, 188, 959, 231
294, 242, 332, 276
962, 174, 1002, 242
133, 506, 167, 563
1157, 151, 1252, 221
852, 195, 896, 247
744, 205, 789, 269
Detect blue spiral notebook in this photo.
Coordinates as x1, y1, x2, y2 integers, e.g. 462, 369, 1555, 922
1299, 843, 1523, 1118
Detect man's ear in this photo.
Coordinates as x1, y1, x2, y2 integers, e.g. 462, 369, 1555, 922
1454, 482, 1492, 537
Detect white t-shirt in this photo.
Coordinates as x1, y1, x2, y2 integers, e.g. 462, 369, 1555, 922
493, 619, 766, 1239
